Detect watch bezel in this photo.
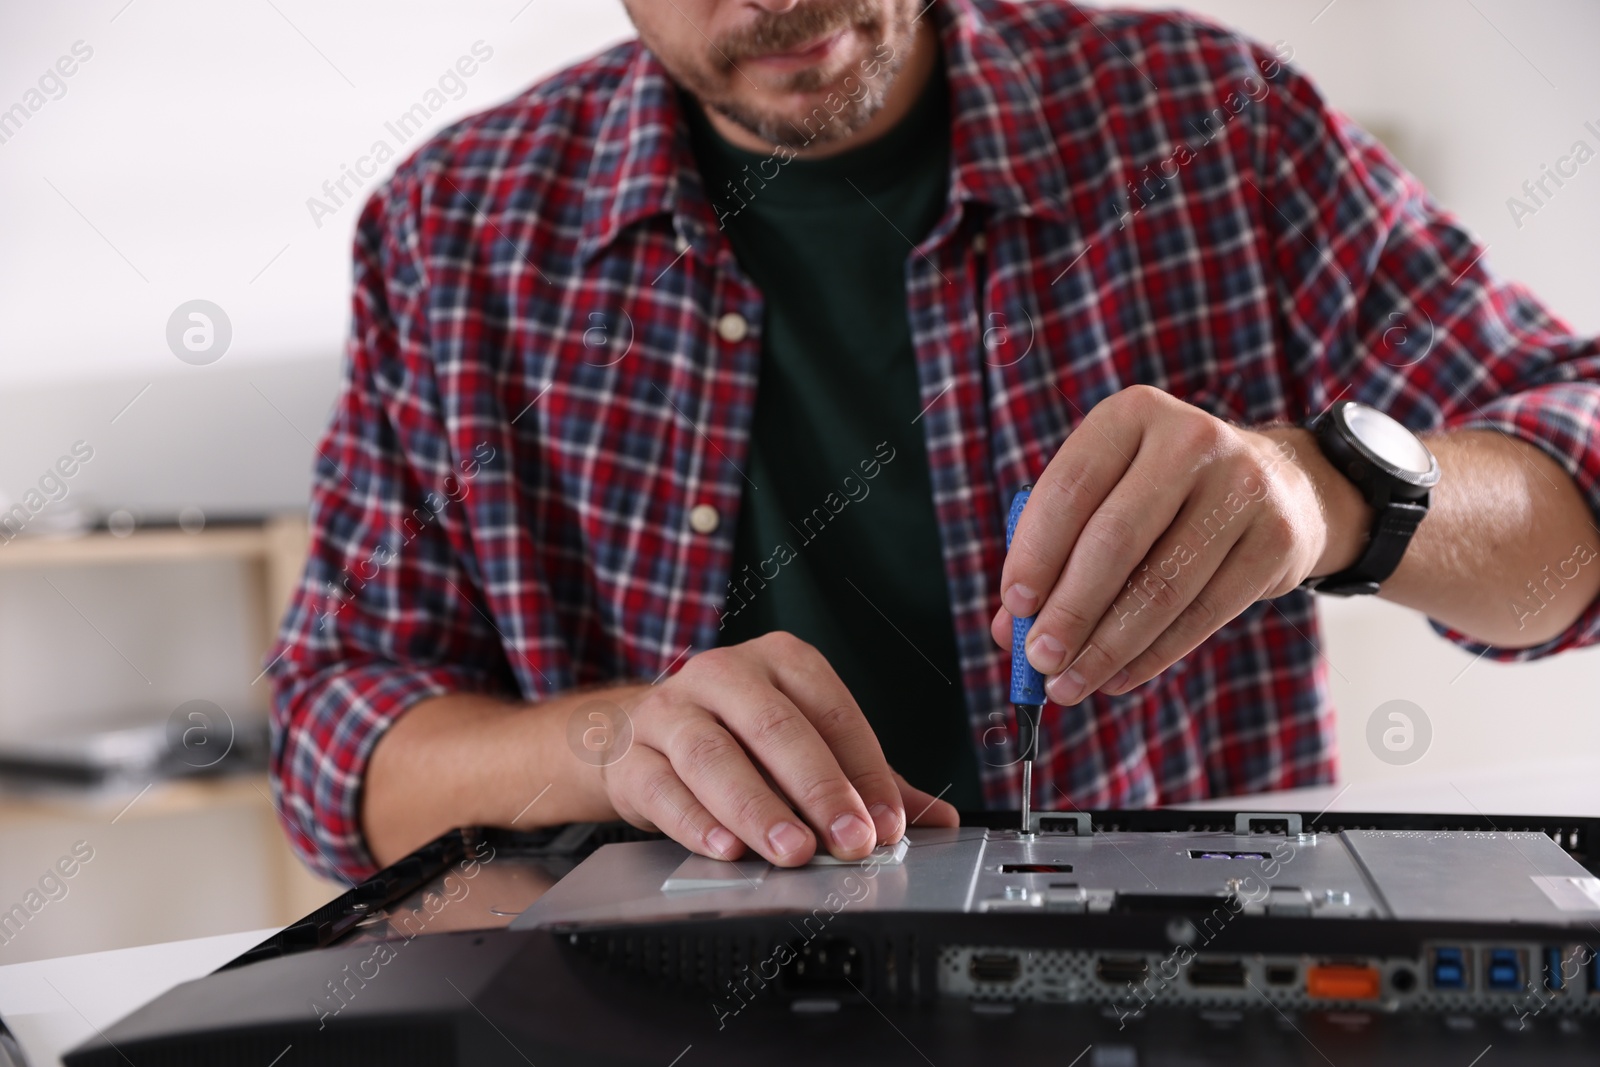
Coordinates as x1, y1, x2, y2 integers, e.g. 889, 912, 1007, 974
1317, 400, 1441, 502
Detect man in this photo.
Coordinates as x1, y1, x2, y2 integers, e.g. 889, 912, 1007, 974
269, 0, 1600, 882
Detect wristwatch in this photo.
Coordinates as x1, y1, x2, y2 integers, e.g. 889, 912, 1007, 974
1301, 400, 1441, 596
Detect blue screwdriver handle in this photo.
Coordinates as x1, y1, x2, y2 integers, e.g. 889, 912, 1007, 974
1005, 487, 1046, 706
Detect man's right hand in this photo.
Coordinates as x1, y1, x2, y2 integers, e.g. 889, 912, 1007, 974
602, 632, 958, 866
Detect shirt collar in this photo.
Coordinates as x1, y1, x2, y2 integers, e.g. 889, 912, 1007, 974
939, 0, 1073, 222
578, 0, 1073, 262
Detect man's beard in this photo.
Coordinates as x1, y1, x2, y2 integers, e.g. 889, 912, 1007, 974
665, 0, 916, 149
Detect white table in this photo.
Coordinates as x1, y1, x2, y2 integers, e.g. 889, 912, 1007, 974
4, 758, 1597, 1067
1175, 756, 1600, 818
0, 927, 272, 1067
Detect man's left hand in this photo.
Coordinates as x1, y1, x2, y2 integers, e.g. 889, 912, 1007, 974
991, 385, 1367, 705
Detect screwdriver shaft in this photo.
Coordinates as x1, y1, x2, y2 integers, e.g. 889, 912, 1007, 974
1014, 700, 1042, 833
1021, 759, 1032, 833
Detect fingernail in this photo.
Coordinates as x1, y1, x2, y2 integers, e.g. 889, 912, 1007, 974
706, 827, 740, 858
767, 821, 810, 859
1048, 668, 1087, 704
1028, 632, 1067, 674
1003, 582, 1039, 616
830, 812, 874, 853
868, 802, 901, 841
1105, 669, 1130, 693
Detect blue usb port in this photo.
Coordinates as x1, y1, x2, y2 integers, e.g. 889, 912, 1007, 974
1486, 949, 1522, 991
1543, 947, 1565, 992
1432, 948, 1467, 990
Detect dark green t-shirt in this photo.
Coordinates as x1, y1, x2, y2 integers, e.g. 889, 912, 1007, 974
687, 65, 982, 810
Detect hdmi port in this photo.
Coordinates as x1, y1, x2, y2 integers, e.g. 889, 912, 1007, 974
1189, 959, 1247, 988
1097, 957, 1150, 984
969, 954, 1022, 983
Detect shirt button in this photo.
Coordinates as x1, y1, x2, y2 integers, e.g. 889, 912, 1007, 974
688, 503, 720, 534
972, 233, 988, 255
716, 312, 749, 343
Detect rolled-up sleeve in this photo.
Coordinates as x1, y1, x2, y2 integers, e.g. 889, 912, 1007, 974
267, 168, 515, 882
1430, 377, 1600, 660
1256, 52, 1600, 661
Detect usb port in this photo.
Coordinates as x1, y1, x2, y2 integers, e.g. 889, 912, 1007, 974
1432, 948, 1468, 990
1486, 949, 1522, 992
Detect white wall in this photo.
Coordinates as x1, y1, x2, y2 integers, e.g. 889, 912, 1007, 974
0, 1, 635, 387
0, 0, 1595, 791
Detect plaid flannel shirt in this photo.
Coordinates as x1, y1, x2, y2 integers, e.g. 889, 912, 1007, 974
269, 0, 1600, 881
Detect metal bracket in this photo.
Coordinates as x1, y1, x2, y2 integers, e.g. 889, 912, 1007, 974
1026, 811, 1093, 835
1234, 812, 1303, 837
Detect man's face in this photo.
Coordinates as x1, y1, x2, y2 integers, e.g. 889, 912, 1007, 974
622, 0, 919, 148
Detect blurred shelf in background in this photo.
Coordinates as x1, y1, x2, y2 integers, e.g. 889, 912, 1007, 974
0, 514, 341, 965
0, 516, 308, 657
0, 773, 344, 966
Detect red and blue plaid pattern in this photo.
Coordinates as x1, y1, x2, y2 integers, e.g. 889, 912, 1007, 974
269, 0, 1600, 881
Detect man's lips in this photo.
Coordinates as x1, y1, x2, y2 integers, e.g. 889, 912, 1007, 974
740, 29, 847, 72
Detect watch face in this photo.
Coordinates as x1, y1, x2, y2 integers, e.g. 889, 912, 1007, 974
1340, 403, 1439, 485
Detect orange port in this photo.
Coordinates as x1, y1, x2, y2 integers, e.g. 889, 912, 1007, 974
1306, 964, 1382, 1000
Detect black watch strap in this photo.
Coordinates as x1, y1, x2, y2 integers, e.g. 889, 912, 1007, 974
1302, 497, 1430, 596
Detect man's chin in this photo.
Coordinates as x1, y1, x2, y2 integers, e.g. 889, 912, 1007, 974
742, 66, 889, 142
713, 91, 879, 149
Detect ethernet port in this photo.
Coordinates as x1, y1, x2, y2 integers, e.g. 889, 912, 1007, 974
1431, 948, 1468, 990
1485, 949, 1523, 992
